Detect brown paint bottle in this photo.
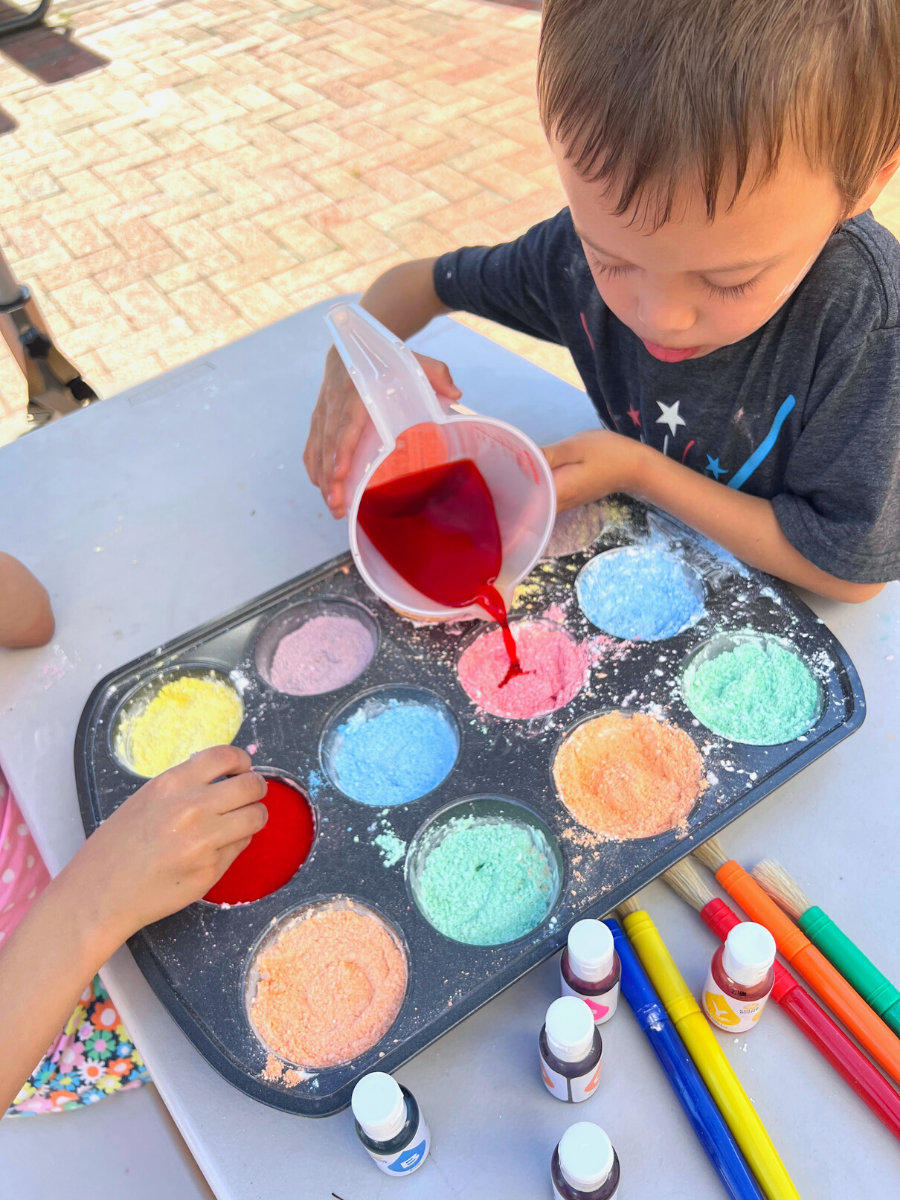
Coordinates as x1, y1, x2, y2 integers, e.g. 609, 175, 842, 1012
551, 1122, 621, 1199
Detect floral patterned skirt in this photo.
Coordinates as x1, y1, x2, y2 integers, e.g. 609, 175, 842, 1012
7, 977, 150, 1116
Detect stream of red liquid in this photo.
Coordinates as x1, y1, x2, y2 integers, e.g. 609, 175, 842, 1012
357, 458, 524, 685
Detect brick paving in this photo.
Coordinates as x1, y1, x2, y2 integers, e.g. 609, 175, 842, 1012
0, 0, 898, 443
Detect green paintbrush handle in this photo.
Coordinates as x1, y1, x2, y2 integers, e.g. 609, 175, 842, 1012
799, 906, 900, 1034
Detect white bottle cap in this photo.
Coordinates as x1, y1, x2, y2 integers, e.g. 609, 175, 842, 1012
723, 922, 777, 987
545, 996, 595, 1062
558, 1122, 615, 1192
351, 1072, 406, 1143
568, 919, 616, 983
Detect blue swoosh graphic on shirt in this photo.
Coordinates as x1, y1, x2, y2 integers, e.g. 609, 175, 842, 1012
727, 395, 796, 490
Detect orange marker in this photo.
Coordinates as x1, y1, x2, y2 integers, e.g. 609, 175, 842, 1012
694, 838, 900, 1088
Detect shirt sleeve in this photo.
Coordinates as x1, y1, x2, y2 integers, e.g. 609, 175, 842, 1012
772, 328, 900, 584
433, 213, 569, 346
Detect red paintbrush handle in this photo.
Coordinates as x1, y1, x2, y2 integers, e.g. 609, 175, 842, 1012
780, 986, 900, 1140
700, 899, 900, 1141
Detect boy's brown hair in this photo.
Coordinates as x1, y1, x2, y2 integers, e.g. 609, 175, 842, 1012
538, 0, 900, 224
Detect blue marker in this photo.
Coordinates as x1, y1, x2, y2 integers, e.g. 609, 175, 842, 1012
604, 919, 765, 1200
352, 1072, 430, 1176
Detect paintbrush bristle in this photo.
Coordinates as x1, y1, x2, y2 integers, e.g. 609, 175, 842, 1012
751, 860, 812, 920
692, 835, 728, 872
617, 894, 642, 918
663, 858, 716, 912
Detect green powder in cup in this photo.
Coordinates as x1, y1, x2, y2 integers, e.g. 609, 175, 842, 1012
416, 817, 557, 945
683, 634, 820, 745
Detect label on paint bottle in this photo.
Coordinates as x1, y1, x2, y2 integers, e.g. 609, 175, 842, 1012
540, 1051, 603, 1104
561, 975, 620, 1025
702, 971, 770, 1033
364, 1112, 430, 1176
552, 1182, 619, 1200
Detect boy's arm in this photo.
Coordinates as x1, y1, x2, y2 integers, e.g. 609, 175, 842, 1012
0, 552, 54, 647
545, 430, 886, 602
304, 259, 458, 517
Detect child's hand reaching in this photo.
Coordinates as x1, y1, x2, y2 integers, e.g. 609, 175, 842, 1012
0, 745, 267, 1111
75, 745, 268, 940
543, 430, 646, 513
304, 345, 461, 519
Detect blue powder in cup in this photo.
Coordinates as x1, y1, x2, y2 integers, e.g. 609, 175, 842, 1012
576, 544, 705, 640
328, 698, 458, 806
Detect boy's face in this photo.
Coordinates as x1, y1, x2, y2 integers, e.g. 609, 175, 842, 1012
553, 142, 846, 360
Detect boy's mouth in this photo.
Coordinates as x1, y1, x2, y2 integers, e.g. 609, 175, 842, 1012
641, 340, 700, 363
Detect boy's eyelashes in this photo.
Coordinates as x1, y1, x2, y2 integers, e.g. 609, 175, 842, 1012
701, 276, 760, 300
586, 252, 761, 302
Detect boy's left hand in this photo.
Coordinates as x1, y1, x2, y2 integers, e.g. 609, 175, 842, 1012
543, 430, 645, 512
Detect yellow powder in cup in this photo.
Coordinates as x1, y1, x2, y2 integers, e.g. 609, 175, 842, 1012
116, 675, 243, 777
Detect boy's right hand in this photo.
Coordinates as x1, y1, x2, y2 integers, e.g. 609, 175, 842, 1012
304, 345, 461, 519
72, 745, 268, 945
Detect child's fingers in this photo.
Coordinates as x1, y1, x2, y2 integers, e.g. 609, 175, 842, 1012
209, 769, 268, 814
214, 800, 268, 848
419, 355, 461, 400
171, 744, 254, 786
212, 835, 254, 880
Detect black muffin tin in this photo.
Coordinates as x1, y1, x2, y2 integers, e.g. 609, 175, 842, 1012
74, 500, 864, 1116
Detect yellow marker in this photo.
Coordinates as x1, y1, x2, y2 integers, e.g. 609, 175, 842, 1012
622, 906, 800, 1200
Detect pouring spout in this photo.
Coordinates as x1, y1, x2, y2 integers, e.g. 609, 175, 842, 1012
325, 303, 445, 451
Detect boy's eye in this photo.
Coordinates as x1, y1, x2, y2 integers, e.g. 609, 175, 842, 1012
702, 276, 759, 300
591, 260, 634, 280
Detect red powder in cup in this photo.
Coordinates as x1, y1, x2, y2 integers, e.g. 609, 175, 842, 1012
457, 620, 588, 719
553, 711, 706, 839
251, 905, 407, 1067
203, 777, 314, 905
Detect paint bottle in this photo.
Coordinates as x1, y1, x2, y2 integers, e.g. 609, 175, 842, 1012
561, 919, 621, 1025
551, 1121, 621, 1200
351, 1072, 430, 1176
702, 922, 777, 1033
540, 996, 603, 1103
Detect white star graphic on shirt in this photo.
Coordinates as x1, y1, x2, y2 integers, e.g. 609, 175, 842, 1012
656, 400, 686, 436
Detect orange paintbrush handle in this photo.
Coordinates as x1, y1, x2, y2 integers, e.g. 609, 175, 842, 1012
716, 860, 900, 1087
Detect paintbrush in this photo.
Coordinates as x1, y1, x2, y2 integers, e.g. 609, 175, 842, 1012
693, 837, 900, 1087
752, 859, 900, 1038
604, 916, 765, 1200
664, 859, 900, 1141
617, 894, 800, 1200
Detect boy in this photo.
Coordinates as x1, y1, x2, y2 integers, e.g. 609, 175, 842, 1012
305, 0, 900, 603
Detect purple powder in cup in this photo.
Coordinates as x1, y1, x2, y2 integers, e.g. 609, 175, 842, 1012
268, 615, 376, 695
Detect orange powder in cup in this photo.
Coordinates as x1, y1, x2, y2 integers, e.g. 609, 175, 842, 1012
553, 711, 706, 840
251, 906, 406, 1068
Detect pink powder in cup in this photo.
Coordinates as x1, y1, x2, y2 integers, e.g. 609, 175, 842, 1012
458, 620, 588, 719
268, 614, 375, 696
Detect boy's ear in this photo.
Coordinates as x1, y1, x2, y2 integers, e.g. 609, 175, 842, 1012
848, 150, 900, 218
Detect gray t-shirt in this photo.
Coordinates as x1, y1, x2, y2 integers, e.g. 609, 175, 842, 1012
434, 209, 900, 584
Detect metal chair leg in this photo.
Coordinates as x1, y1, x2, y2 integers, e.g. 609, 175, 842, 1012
0, 0, 52, 37
0, 247, 98, 430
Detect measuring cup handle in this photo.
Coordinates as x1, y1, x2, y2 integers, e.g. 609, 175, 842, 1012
325, 303, 445, 448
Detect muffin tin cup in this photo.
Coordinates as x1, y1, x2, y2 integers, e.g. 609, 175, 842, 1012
319, 683, 461, 807
253, 595, 379, 696
243, 895, 409, 1072
406, 794, 565, 946
680, 629, 826, 746
455, 616, 589, 722
575, 544, 707, 641
110, 663, 244, 778
75, 521, 864, 1116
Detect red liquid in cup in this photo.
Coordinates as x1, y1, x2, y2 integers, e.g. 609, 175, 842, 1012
357, 458, 524, 684
203, 777, 314, 905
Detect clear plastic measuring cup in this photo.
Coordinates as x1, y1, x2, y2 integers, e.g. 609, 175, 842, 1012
325, 303, 556, 622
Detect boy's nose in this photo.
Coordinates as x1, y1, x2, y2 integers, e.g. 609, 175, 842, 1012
636, 289, 696, 336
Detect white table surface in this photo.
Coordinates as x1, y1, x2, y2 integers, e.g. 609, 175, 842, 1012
1, 302, 898, 1199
